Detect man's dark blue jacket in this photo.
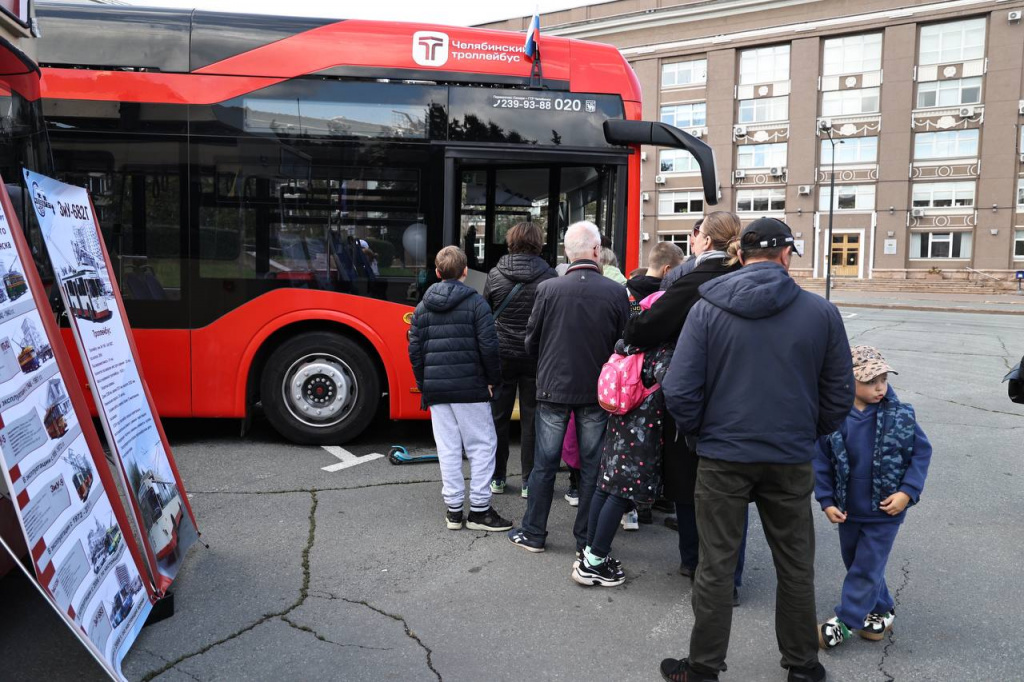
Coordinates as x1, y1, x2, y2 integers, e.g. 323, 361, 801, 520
408, 280, 501, 407
662, 261, 854, 465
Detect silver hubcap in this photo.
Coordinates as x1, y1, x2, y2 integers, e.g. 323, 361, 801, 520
282, 353, 359, 428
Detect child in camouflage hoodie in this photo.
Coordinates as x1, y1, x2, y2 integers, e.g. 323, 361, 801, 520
812, 346, 933, 650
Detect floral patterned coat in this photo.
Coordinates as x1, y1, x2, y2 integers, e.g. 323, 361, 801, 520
597, 343, 674, 504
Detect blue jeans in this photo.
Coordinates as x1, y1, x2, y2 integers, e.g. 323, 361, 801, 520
677, 502, 748, 588
519, 402, 608, 549
835, 521, 900, 628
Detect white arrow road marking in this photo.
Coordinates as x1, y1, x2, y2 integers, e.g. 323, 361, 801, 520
320, 446, 384, 472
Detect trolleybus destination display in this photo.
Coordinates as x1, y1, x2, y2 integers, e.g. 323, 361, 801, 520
0, 178, 154, 682
24, 169, 200, 592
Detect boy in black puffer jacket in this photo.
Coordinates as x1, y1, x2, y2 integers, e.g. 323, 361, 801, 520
408, 246, 513, 533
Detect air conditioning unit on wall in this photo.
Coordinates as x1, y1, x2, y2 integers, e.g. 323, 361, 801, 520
798, 185, 812, 195
688, 128, 703, 138
733, 169, 747, 179
959, 106, 976, 118
770, 166, 785, 177
733, 125, 747, 137
654, 175, 666, 184
911, 208, 925, 217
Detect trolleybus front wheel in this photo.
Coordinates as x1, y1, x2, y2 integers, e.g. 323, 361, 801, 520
260, 332, 380, 445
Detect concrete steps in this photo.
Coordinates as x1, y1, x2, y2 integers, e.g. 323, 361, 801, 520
794, 278, 1014, 294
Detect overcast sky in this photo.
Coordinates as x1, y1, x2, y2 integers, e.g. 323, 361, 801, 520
123, 0, 600, 25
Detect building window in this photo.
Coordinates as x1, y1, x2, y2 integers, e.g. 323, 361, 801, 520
914, 129, 979, 159
660, 102, 707, 128
661, 233, 691, 256
1015, 231, 1024, 258
737, 96, 789, 124
919, 18, 986, 66
659, 191, 704, 215
660, 149, 699, 173
739, 44, 790, 84
819, 185, 875, 211
822, 33, 883, 76
736, 143, 787, 169
736, 188, 786, 213
911, 181, 975, 208
1017, 179, 1024, 207
917, 77, 982, 108
821, 88, 880, 116
821, 136, 878, 165
910, 231, 972, 258
662, 59, 707, 88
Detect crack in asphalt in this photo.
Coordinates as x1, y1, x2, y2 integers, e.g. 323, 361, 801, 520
312, 592, 441, 681
878, 559, 911, 682
139, 647, 204, 682
280, 614, 393, 652
996, 335, 1014, 371
899, 389, 1024, 419
139, 491, 319, 682
847, 322, 904, 343
466, 533, 489, 552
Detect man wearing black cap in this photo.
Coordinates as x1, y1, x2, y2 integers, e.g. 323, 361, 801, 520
659, 217, 854, 682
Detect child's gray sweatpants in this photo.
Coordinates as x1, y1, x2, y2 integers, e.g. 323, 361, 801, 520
429, 402, 496, 513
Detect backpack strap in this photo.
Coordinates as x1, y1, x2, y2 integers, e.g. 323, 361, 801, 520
493, 282, 524, 320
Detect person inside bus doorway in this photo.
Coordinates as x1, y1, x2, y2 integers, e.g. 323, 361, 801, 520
483, 222, 557, 497
507, 221, 630, 556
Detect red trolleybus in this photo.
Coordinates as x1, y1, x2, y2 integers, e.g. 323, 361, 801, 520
31, 2, 717, 444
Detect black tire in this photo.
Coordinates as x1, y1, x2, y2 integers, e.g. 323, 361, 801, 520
259, 331, 381, 445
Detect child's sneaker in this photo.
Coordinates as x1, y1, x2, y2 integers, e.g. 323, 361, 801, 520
489, 479, 505, 494
564, 486, 579, 506
466, 507, 513, 532
445, 509, 464, 530
860, 609, 895, 641
574, 548, 624, 577
507, 528, 544, 553
572, 556, 625, 587
621, 509, 639, 531
520, 486, 528, 499
818, 616, 852, 650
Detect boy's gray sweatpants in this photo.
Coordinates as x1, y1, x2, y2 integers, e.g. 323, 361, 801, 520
429, 402, 496, 513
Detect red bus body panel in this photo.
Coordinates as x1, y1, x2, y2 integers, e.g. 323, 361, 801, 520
189, 290, 420, 420
36, 15, 643, 424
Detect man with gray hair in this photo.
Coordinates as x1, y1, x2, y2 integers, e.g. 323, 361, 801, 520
508, 221, 631, 562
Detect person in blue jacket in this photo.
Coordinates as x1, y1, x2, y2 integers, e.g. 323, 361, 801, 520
814, 346, 932, 650
660, 218, 853, 682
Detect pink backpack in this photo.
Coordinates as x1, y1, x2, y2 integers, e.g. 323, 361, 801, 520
597, 350, 658, 415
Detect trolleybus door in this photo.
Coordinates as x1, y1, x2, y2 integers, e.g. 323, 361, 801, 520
443, 149, 628, 277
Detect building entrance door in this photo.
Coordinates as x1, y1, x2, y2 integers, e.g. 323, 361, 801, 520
831, 233, 861, 278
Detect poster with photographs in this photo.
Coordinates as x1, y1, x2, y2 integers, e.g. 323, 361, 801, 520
0, 178, 153, 681
24, 170, 199, 592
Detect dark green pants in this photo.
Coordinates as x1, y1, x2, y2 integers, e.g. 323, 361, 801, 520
689, 457, 820, 675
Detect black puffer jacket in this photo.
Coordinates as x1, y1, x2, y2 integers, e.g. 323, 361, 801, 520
484, 254, 557, 360
408, 280, 501, 407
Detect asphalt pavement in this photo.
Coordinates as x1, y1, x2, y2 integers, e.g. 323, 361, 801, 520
1, 307, 1022, 682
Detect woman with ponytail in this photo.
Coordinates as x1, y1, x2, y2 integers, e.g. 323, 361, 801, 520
622, 211, 749, 602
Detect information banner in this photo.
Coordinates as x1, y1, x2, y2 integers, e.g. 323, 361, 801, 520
24, 170, 199, 592
0, 178, 154, 681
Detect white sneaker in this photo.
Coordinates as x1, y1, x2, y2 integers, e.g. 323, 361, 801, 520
860, 609, 895, 641
620, 510, 639, 531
